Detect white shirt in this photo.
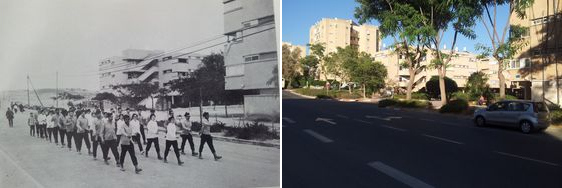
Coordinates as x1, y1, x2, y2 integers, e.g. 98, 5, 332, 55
38, 114, 48, 125
87, 115, 95, 131
46, 115, 54, 128
116, 120, 125, 135
146, 120, 159, 139
165, 122, 177, 141
130, 119, 141, 135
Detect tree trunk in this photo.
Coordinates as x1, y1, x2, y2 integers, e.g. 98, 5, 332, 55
348, 82, 352, 94
150, 96, 154, 110
362, 84, 366, 98
225, 104, 228, 117
498, 61, 506, 99
287, 80, 292, 89
407, 68, 415, 100
439, 68, 447, 104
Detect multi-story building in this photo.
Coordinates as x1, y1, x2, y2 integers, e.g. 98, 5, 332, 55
99, 49, 203, 109
309, 18, 381, 80
282, 42, 306, 58
223, 0, 279, 118
508, 0, 562, 104
372, 48, 500, 92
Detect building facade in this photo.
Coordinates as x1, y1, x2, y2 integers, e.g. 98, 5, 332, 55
223, 0, 279, 119
282, 42, 306, 58
508, 0, 562, 104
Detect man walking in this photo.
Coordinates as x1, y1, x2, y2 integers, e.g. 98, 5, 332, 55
100, 113, 120, 167
199, 112, 222, 160
76, 111, 91, 155
118, 115, 142, 173
179, 113, 197, 156
27, 112, 37, 137
5, 107, 14, 128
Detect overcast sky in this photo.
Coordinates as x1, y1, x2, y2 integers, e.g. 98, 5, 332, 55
0, 0, 224, 92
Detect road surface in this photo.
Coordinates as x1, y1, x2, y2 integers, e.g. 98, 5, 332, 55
0, 109, 279, 188
283, 90, 562, 188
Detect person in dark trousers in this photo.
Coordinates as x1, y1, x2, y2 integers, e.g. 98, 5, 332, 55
179, 113, 197, 156
64, 111, 77, 151
57, 110, 66, 147
137, 109, 147, 145
130, 114, 144, 154
5, 108, 14, 128
38, 111, 48, 139
47, 111, 58, 144
118, 115, 142, 173
100, 113, 120, 167
76, 111, 91, 155
199, 112, 222, 160
164, 117, 183, 165
145, 114, 162, 159
92, 110, 104, 160
28, 112, 37, 137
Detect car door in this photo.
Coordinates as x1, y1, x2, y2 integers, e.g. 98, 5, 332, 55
486, 102, 508, 124
502, 102, 526, 127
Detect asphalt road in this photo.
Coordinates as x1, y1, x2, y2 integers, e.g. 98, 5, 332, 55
0, 108, 279, 188
282, 90, 562, 188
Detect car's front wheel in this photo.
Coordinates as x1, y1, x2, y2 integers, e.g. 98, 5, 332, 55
475, 116, 486, 127
520, 120, 533, 134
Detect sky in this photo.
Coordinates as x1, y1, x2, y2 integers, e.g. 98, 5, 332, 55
0, 0, 225, 92
282, 0, 509, 54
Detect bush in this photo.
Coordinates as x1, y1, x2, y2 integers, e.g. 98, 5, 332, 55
310, 80, 327, 87
378, 99, 398, 107
550, 110, 562, 124
190, 121, 224, 133
316, 94, 334, 99
425, 76, 458, 99
336, 91, 362, 99
439, 99, 469, 114
452, 92, 471, 101
394, 92, 428, 100
224, 121, 279, 140
395, 100, 432, 109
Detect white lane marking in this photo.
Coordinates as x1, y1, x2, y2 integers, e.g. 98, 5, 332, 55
315, 118, 336, 125
303, 129, 334, 143
368, 161, 434, 188
420, 118, 436, 122
0, 145, 45, 188
282, 117, 295, 124
336, 114, 349, 119
353, 119, 373, 124
381, 125, 406, 132
495, 151, 560, 167
422, 134, 464, 145
365, 115, 390, 121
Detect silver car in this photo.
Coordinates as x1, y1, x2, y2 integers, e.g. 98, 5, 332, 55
473, 100, 551, 133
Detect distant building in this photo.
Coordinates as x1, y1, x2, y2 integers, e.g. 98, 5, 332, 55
508, 0, 562, 104
282, 42, 306, 58
223, 0, 279, 119
98, 49, 203, 109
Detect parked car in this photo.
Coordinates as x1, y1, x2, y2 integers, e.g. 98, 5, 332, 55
473, 100, 551, 133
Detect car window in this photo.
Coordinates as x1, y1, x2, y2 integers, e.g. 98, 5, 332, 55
489, 102, 508, 111
507, 102, 527, 111
533, 102, 548, 112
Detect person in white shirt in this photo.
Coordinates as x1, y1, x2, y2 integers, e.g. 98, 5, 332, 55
86, 110, 96, 144
130, 114, 144, 154
118, 115, 142, 173
164, 117, 183, 165
199, 112, 222, 160
178, 113, 197, 156
116, 114, 125, 143
144, 114, 162, 160
38, 111, 48, 140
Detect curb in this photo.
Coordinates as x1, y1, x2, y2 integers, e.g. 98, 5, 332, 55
156, 127, 279, 148
286, 90, 316, 99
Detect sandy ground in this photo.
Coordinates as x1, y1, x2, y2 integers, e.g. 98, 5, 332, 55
0, 109, 280, 188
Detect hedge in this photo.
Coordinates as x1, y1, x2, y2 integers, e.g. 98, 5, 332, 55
439, 99, 469, 114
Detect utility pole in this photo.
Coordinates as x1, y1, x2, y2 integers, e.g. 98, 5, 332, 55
199, 87, 203, 124
56, 71, 59, 108
27, 74, 30, 106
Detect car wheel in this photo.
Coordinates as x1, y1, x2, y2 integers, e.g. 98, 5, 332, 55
520, 120, 533, 134
475, 116, 486, 127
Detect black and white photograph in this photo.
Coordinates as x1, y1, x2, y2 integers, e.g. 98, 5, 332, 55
0, 0, 280, 187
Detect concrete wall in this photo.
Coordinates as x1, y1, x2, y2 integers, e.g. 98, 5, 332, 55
244, 94, 279, 119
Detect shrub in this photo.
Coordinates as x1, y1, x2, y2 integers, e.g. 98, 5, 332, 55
452, 92, 471, 101
224, 121, 279, 140
378, 99, 398, 107
394, 92, 428, 100
190, 121, 224, 132
439, 99, 469, 113
395, 100, 432, 109
336, 91, 362, 99
425, 76, 458, 99
550, 110, 562, 124
316, 94, 334, 99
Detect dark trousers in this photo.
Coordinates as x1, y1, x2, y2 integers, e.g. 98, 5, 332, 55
39, 124, 46, 138
102, 139, 119, 163
199, 134, 216, 154
164, 140, 180, 161
58, 128, 66, 145
67, 131, 74, 149
92, 136, 102, 158
132, 135, 143, 152
75, 132, 91, 152
47, 128, 56, 142
145, 138, 161, 158
140, 124, 146, 143
119, 144, 138, 166
53, 127, 60, 143
8, 118, 13, 127
180, 134, 195, 153
29, 125, 35, 136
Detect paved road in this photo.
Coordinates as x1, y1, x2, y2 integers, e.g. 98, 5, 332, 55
282, 90, 562, 188
0, 109, 279, 188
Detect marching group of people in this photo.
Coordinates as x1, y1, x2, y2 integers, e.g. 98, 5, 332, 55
9, 105, 222, 174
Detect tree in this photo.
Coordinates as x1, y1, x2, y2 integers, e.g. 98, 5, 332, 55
474, 0, 533, 99
355, 1, 432, 100
282, 44, 302, 88
351, 54, 387, 98
114, 82, 159, 109
92, 92, 117, 105
465, 71, 489, 100
426, 76, 458, 100
308, 43, 328, 81
299, 55, 319, 88
325, 46, 360, 93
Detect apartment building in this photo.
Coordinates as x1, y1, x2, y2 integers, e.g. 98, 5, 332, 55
309, 18, 381, 81
372, 48, 498, 92
223, 0, 279, 118
99, 49, 203, 109
508, 0, 562, 104
282, 42, 306, 58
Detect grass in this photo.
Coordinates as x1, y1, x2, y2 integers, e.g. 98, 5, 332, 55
293, 88, 363, 99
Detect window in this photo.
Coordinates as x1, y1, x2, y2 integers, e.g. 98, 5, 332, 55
163, 69, 173, 74
488, 102, 508, 111
244, 55, 259, 62
521, 58, 531, 68
178, 58, 187, 63
508, 102, 528, 111
258, 15, 274, 25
